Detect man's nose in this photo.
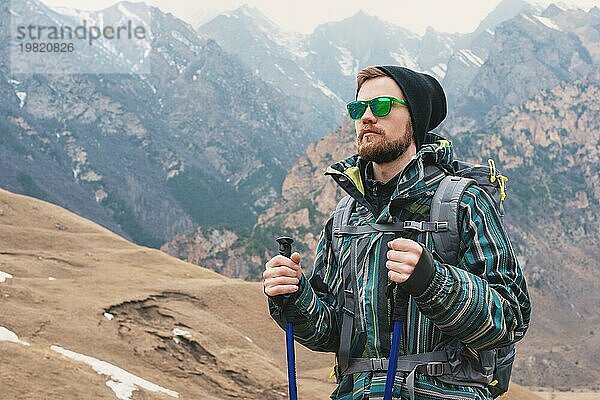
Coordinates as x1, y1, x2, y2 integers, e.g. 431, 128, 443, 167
361, 106, 377, 124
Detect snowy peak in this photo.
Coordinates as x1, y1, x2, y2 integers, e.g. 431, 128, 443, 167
471, 0, 534, 39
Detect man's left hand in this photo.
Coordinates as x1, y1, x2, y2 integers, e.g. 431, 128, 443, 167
386, 238, 423, 284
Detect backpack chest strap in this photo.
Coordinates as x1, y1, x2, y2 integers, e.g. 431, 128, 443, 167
335, 221, 449, 237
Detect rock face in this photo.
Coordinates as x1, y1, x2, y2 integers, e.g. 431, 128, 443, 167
0, 0, 329, 246
450, 5, 599, 126
161, 122, 356, 279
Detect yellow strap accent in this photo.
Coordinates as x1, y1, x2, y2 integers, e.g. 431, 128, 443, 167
498, 175, 509, 201
487, 159, 497, 183
490, 379, 498, 387
330, 354, 337, 379
438, 139, 451, 148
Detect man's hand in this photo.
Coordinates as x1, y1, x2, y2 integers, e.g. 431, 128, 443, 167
386, 238, 423, 284
263, 252, 302, 297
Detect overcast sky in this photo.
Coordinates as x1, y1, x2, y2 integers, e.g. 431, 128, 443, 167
41, 0, 598, 35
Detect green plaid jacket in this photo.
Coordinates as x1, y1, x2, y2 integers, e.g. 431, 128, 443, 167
269, 139, 531, 400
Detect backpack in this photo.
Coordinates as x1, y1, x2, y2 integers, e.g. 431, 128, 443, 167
331, 157, 515, 399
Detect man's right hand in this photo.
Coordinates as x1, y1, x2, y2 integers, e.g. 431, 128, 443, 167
263, 252, 302, 297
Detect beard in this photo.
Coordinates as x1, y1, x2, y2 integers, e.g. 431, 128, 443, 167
357, 120, 413, 164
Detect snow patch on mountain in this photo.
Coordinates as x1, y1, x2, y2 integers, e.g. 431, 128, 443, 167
0, 271, 13, 283
390, 50, 418, 70
533, 15, 562, 30
457, 49, 484, 67
430, 63, 448, 80
0, 326, 29, 346
171, 30, 194, 49
16, 92, 27, 108
336, 46, 356, 77
314, 80, 342, 102
51, 345, 179, 399
117, 3, 143, 24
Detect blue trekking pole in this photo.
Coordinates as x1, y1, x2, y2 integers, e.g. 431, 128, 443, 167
277, 236, 298, 400
384, 285, 410, 400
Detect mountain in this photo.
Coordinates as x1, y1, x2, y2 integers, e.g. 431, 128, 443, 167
198, 8, 466, 103
197, 1, 566, 109
7, 0, 581, 250
1, 0, 327, 247
302, 11, 422, 101
449, 4, 598, 126
198, 5, 344, 130
0, 187, 546, 399
471, 0, 536, 39
442, 0, 540, 107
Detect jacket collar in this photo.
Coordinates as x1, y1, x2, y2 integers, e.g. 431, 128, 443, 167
325, 135, 454, 218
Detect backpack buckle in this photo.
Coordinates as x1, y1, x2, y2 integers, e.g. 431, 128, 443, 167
426, 362, 445, 376
432, 221, 449, 232
403, 221, 449, 233
370, 358, 386, 371
403, 221, 425, 232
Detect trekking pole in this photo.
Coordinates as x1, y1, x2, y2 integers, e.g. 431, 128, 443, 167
384, 285, 410, 400
276, 236, 298, 400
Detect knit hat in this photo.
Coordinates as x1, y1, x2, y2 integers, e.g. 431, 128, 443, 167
369, 66, 447, 150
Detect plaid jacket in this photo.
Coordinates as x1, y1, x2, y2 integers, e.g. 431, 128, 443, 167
269, 139, 531, 399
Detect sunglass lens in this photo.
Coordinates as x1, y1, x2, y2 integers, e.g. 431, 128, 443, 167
347, 101, 367, 120
370, 97, 392, 117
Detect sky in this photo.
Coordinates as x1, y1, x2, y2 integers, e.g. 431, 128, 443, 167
40, 0, 598, 35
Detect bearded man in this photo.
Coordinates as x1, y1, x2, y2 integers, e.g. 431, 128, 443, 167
263, 65, 530, 400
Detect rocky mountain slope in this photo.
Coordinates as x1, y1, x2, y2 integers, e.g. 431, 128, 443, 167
0, 187, 332, 399
0, 187, 545, 399
449, 4, 599, 126
1, 0, 332, 247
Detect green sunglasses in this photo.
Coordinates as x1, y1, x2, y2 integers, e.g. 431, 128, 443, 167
346, 96, 408, 120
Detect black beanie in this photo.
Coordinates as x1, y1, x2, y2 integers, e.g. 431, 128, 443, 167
361, 66, 447, 150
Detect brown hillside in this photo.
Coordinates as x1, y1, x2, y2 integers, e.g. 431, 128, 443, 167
0, 188, 540, 399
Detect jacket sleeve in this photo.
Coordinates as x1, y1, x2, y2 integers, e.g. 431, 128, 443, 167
414, 185, 531, 350
268, 217, 341, 352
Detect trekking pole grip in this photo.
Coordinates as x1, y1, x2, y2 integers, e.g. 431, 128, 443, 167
276, 236, 295, 301
277, 236, 294, 258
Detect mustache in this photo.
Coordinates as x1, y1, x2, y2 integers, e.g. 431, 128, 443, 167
358, 125, 384, 141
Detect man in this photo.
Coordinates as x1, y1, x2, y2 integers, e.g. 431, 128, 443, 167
263, 65, 530, 399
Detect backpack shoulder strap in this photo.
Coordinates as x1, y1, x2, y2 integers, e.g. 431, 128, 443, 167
331, 195, 355, 260
430, 176, 476, 266
330, 195, 355, 377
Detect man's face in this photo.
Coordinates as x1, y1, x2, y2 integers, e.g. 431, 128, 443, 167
355, 76, 414, 164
